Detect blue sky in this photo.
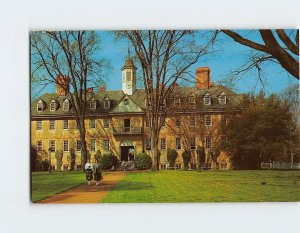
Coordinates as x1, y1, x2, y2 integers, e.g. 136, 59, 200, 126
32, 30, 298, 97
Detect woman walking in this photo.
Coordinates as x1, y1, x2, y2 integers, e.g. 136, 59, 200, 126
85, 159, 93, 185
93, 159, 102, 186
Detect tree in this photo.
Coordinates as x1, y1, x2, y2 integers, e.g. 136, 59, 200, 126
182, 150, 191, 170
222, 93, 298, 169
167, 149, 178, 167
55, 150, 63, 171
222, 30, 299, 79
31, 146, 38, 171
117, 30, 217, 170
31, 31, 106, 171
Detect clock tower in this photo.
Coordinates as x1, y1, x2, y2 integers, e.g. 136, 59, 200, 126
122, 57, 137, 95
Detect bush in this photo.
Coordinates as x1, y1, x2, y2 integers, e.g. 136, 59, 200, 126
41, 160, 50, 171
94, 150, 102, 163
135, 153, 152, 170
31, 146, 38, 171
167, 149, 178, 167
100, 151, 117, 170
182, 150, 191, 170
55, 150, 63, 171
196, 147, 205, 166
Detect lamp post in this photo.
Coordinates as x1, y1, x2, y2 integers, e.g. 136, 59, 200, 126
48, 148, 52, 173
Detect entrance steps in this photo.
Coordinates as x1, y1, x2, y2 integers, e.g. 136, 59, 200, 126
114, 161, 136, 171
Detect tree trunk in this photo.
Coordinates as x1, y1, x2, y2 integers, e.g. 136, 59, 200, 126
79, 118, 87, 172
151, 132, 158, 171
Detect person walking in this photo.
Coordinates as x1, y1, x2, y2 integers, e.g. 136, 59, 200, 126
93, 160, 102, 186
85, 159, 93, 185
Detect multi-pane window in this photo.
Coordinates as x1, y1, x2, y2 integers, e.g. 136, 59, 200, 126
219, 95, 227, 105
63, 140, 69, 152
205, 115, 212, 126
205, 136, 212, 149
90, 99, 96, 110
90, 139, 96, 151
221, 115, 227, 126
189, 116, 196, 126
49, 120, 55, 130
146, 138, 151, 150
37, 141, 42, 152
36, 120, 42, 130
63, 120, 69, 130
76, 140, 81, 152
63, 99, 69, 111
190, 137, 196, 150
175, 117, 181, 127
90, 119, 96, 129
50, 101, 56, 111
160, 138, 167, 150
103, 119, 109, 128
104, 100, 110, 109
203, 96, 211, 105
176, 138, 181, 150
49, 140, 55, 152
104, 140, 109, 151
37, 101, 43, 112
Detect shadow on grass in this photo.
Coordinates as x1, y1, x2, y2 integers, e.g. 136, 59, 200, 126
112, 181, 154, 191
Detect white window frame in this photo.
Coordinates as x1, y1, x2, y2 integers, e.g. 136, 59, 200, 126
203, 96, 211, 105
37, 100, 43, 112
90, 99, 97, 110
49, 140, 55, 152
63, 119, 69, 130
190, 137, 196, 150
63, 140, 69, 152
189, 116, 196, 126
50, 100, 56, 111
63, 99, 69, 111
90, 119, 96, 129
160, 138, 167, 150
175, 138, 181, 150
49, 120, 55, 130
219, 95, 227, 105
90, 139, 96, 152
146, 138, 151, 150
37, 140, 42, 152
103, 119, 109, 128
205, 136, 212, 149
103, 140, 110, 151
36, 120, 42, 130
104, 99, 110, 109
204, 115, 212, 126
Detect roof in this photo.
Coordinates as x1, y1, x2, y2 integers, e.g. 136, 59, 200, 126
31, 85, 243, 118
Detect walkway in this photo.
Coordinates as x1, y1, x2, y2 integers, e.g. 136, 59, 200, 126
38, 172, 127, 204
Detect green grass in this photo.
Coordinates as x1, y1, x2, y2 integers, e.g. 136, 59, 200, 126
31, 171, 86, 202
101, 170, 300, 203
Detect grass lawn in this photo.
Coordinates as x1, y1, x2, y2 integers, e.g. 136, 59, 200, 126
31, 171, 86, 202
101, 170, 300, 202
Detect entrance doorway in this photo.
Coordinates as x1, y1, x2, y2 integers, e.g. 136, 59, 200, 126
121, 146, 134, 161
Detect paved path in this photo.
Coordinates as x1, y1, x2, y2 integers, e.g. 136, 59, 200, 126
38, 172, 127, 204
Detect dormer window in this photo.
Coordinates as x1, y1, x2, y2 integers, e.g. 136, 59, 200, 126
63, 99, 69, 111
37, 100, 44, 112
189, 96, 196, 106
123, 98, 129, 105
50, 100, 56, 111
219, 95, 227, 105
174, 98, 181, 106
104, 99, 110, 109
90, 99, 97, 110
203, 95, 211, 105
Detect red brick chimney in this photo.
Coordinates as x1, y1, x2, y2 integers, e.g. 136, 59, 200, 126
56, 75, 69, 96
195, 67, 213, 89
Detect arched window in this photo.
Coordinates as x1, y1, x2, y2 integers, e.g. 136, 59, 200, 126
37, 100, 44, 112
63, 99, 69, 111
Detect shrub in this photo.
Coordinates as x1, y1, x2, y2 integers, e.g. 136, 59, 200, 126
196, 147, 206, 167
31, 146, 38, 171
94, 150, 102, 163
135, 153, 152, 170
100, 151, 117, 170
209, 148, 221, 168
182, 150, 191, 170
167, 149, 178, 167
55, 150, 63, 171
41, 160, 50, 171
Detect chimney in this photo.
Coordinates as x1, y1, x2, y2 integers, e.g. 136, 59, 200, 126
195, 67, 213, 89
56, 75, 69, 96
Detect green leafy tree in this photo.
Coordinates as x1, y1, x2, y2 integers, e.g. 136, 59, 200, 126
222, 93, 298, 169
167, 149, 178, 167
